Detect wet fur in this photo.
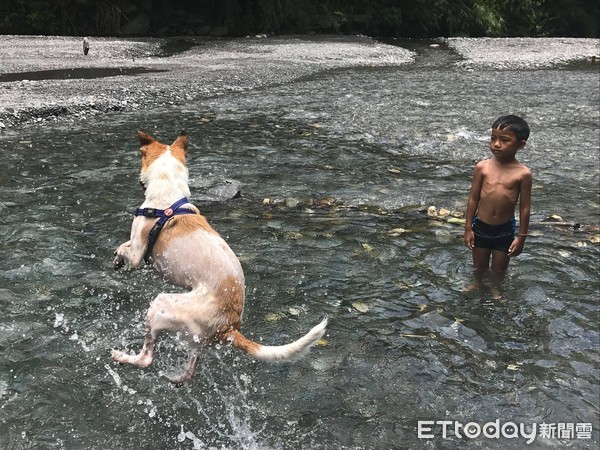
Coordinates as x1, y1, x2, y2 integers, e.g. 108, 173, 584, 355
112, 131, 327, 383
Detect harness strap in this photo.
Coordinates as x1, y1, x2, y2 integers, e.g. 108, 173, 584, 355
134, 197, 197, 263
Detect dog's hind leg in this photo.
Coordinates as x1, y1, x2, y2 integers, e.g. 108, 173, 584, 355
112, 328, 156, 367
170, 352, 199, 385
112, 292, 175, 367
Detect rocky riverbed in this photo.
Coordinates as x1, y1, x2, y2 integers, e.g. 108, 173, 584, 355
0, 35, 598, 130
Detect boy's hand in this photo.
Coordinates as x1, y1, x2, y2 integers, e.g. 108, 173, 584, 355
508, 236, 525, 257
464, 229, 475, 250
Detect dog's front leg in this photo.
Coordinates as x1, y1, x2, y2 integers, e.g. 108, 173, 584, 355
113, 240, 131, 270
114, 239, 146, 269
114, 218, 148, 269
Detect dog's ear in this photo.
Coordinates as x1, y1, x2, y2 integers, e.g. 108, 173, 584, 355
172, 130, 188, 153
138, 130, 155, 147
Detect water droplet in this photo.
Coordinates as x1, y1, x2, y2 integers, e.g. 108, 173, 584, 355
53, 313, 65, 328
177, 426, 186, 442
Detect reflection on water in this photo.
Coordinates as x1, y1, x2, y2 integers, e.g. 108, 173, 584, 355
0, 42, 598, 449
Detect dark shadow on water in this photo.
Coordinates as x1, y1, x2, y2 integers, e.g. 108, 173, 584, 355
155, 37, 209, 57
0, 67, 169, 83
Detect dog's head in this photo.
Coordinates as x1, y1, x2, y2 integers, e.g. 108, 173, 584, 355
138, 130, 188, 168
137, 130, 189, 191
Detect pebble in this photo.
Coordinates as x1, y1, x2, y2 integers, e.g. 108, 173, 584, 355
285, 198, 300, 208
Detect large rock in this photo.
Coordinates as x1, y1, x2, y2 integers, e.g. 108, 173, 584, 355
194, 180, 242, 203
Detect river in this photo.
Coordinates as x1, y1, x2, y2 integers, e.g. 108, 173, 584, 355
0, 36, 598, 449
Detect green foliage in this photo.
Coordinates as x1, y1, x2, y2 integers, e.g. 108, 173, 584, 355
543, 0, 600, 37
0, 0, 597, 37
377, 6, 403, 37
0, 0, 59, 34
472, 0, 505, 35
95, 0, 123, 35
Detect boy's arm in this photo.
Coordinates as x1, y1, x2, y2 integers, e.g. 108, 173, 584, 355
464, 163, 483, 249
508, 169, 532, 256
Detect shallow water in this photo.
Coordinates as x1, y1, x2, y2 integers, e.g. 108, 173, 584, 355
0, 40, 598, 449
0, 67, 169, 83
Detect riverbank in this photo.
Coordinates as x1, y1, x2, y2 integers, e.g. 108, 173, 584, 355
0, 35, 414, 130
0, 35, 598, 130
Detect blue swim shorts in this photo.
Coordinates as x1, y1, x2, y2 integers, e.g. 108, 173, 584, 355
472, 216, 516, 253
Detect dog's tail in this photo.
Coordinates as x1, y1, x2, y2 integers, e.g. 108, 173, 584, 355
225, 318, 327, 362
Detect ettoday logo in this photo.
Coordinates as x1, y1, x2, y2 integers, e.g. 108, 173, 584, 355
418, 420, 594, 444
418, 420, 537, 444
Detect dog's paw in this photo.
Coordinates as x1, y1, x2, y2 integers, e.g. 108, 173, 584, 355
113, 255, 125, 270
112, 349, 126, 363
170, 373, 193, 385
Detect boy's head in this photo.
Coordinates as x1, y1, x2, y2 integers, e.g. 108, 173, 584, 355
491, 115, 530, 142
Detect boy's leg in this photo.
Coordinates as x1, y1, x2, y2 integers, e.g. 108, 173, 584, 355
472, 247, 492, 271
462, 247, 491, 292
490, 250, 510, 272
489, 250, 510, 299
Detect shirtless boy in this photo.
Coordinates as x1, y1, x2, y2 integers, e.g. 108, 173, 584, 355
464, 115, 532, 284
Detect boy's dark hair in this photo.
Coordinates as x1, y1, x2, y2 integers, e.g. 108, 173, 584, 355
492, 115, 530, 141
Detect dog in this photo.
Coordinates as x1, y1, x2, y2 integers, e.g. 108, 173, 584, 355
112, 131, 327, 384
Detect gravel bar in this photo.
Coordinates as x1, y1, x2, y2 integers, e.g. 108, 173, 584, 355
0, 35, 597, 130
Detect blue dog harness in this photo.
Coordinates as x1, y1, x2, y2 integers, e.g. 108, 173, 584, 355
134, 197, 197, 263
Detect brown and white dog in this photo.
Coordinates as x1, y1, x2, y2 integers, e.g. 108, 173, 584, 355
112, 131, 327, 384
